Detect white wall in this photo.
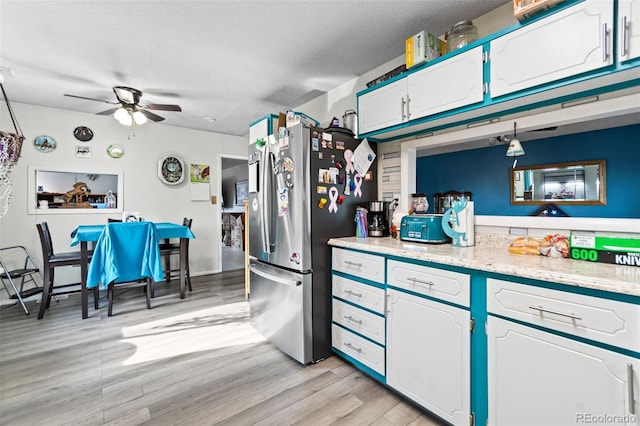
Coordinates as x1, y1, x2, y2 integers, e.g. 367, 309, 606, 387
0, 103, 247, 288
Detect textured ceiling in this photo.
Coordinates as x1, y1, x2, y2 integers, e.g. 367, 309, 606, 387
0, 0, 509, 137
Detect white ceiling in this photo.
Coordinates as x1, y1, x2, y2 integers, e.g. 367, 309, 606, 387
0, 0, 509, 137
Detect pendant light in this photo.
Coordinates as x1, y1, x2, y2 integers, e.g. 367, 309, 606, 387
506, 122, 524, 167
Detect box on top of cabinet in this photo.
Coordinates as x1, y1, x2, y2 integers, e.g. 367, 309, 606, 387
513, 0, 566, 21
405, 31, 440, 69
570, 231, 640, 267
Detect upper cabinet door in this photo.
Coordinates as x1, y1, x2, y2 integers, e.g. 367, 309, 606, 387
408, 46, 484, 121
358, 78, 407, 134
490, 0, 614, 98
618, 0, 640, 62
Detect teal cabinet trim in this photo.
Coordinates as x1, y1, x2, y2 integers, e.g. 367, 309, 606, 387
331, 270, 386, 290
331, 321, 385, 348
470, 275, 488, 426
386, 283, 470, 312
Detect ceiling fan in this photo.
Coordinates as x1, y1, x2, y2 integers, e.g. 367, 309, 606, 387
64, 86, 182, 125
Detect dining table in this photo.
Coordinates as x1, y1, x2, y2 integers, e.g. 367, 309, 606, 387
70, 221, 195, 319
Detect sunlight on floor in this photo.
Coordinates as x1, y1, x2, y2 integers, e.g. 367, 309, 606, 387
120, 301, 265, 365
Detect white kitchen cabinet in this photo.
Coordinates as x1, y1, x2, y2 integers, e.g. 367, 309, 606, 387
386, 287, 471, 426
490, 0, 614, 98
359, 46, 484, 135
332, 247, 385, 284
619, 0, 640, 63
408, 46, 484, 120
358, 78, 408, 135
487, 317, 639, 426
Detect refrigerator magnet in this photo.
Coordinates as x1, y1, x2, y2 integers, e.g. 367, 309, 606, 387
318, 198, 327, 208
312, 138, 319, 151
317, 186, 328, 194
278, 188, 289, 216
337, 195, 345, 205
336, 140, 345, 150
283, 157, 295, 172
318, 152, 323, 160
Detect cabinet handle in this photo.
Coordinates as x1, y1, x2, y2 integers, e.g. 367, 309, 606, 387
528, 305, 582, 320
401, 97, 406, 121
628, 363, 636, 415
408, 277, 434, 286
602, 23, 609, 62
345, 342, 362, 353
406, 94, 411, 120
344, 289, 363, 298
621, 16, 628, 58
344, 260, 362, 268
344, 315, 363, 325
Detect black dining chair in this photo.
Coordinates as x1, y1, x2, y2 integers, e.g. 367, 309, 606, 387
88, 222, 165, 316
159, 217, 193, 291
35, 222, 98, 319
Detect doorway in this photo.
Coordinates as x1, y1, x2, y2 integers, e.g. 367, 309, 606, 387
218, 155, 248, 272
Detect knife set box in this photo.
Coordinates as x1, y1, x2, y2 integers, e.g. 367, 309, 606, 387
570, 232, 640, 267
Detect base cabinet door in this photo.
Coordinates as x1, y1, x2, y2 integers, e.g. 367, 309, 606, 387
487, 317, 640, 426
386, 288, 471, 426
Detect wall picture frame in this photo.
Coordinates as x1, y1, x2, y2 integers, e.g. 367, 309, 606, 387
235, 180, 248, 205
75, 145, 92, 158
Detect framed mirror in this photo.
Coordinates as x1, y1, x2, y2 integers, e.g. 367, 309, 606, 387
27, 165, 124, 214
511, 160, 606, 205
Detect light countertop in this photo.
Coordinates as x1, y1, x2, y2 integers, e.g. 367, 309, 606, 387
328, 235, 640, 297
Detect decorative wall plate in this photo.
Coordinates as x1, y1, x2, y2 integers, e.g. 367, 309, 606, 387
158, 155, 185, 185
106, 144, 125, 159
33, 135, 57, 153
73, 126, 93, 141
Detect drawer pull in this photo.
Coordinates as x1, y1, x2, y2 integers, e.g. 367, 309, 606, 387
345, 342, 362, 353
528, 305, 582, 321
628, 363, 636, 415
408, 277, 434, 286
602, 23, 609, 63
344, 290, 363, 298
344, 260, 362, 268
344, 315, 363, 325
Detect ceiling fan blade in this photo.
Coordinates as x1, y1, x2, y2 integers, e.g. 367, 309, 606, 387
96, 108, 120, 116
139, 109, 165, 122
64, 94, 118, 105
144, 103, 182, 112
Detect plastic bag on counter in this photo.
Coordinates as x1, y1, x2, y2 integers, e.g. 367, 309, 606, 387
508, 237, 541, 255
539, 234, 569, 258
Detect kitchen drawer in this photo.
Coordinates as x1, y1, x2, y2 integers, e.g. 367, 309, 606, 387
487, 278, 640, 352
332, 324, 385, 376
387, 260, 470, 307
333, 299, 385, 345
332, 248, 385, 284
332, 274, 385, 315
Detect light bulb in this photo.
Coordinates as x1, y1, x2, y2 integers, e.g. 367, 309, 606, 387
132, 110, 147, 125
117, 112, 133, 126
114, 107, 130, 123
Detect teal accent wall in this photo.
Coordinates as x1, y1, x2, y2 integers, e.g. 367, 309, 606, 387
416, 124, 640, 218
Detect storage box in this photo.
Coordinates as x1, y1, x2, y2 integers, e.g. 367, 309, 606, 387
513, 0, 565, 22
569, 232, 640, 267
405, 31, 440, 69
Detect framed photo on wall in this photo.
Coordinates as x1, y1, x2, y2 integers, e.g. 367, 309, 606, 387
235, 180, 248, 205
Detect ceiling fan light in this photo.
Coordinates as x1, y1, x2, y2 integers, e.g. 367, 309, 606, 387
132, 110, 147, 125
114, 107, 129, 122
505, 137, 525, 157
116, 111, 133, 126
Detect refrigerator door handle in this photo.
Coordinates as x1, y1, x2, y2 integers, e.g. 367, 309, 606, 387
249, 263, 302, 287
260, 144, 272, 254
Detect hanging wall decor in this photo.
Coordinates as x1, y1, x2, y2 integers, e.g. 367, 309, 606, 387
33, 135, 57, 153
73, 126, 94, 142
158, 154, 185, 185
0, 83, 25, 217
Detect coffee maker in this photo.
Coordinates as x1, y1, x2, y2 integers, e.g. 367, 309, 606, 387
368, 201, 390, 237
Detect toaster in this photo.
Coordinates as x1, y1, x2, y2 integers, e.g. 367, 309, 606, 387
400, 214, 450, 244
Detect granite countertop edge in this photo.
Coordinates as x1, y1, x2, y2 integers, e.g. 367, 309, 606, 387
327, 236, 640, 297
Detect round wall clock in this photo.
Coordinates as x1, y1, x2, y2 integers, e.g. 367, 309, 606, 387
73, 126, 93, 141
158, 155, 185, 185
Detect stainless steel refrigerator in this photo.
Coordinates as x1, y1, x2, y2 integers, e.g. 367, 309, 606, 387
248, 122, 377, 364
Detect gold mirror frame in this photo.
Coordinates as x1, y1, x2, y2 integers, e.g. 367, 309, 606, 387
510, 160, 606, 205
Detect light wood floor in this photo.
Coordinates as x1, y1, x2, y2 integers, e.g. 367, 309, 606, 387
0, 271, 444, 426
